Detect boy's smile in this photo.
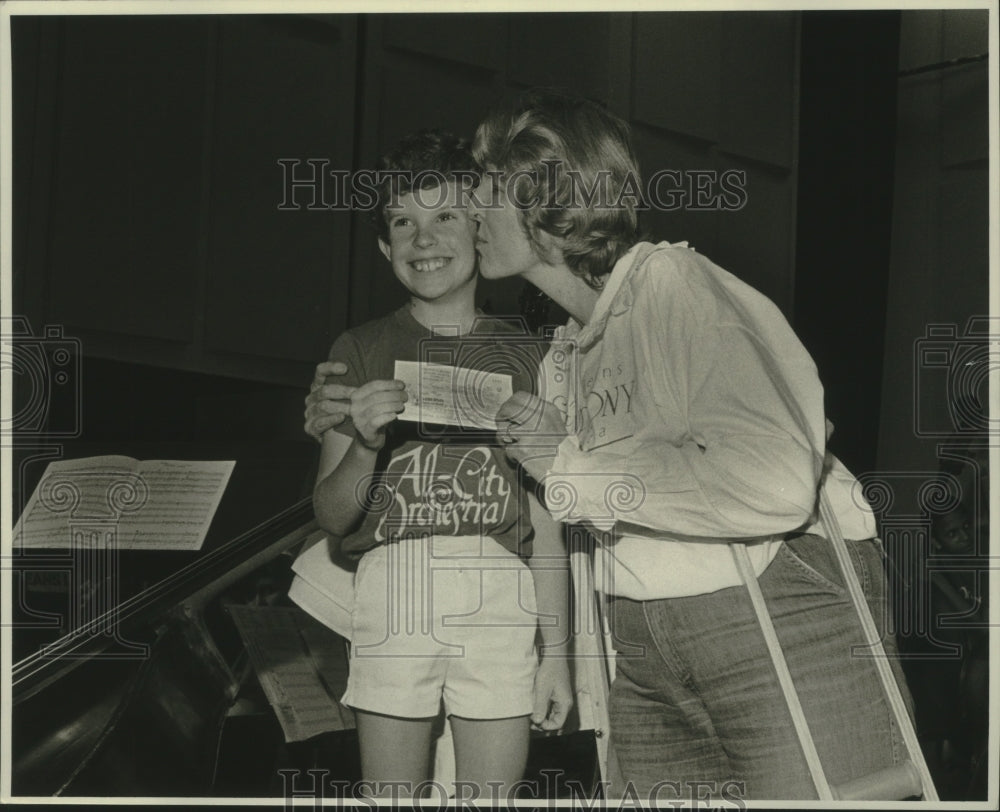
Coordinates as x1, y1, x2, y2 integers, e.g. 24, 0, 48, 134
410, 257, 452, 273
379, 181, 478, 304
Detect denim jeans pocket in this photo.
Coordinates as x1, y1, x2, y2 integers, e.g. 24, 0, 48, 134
775, 534, 851, 596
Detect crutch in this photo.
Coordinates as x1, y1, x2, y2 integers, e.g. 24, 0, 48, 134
729, 488, 939, 801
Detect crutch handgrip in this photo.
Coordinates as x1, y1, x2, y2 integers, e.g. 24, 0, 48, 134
831, 760, 922, 801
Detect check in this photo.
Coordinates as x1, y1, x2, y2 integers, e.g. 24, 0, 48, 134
394, 360, 513, 429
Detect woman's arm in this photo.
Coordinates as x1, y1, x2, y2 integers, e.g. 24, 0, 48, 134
543, 427, 820, 537
506, 263, 828, 539
304, 361, 354, 442
553, 290, 825, 537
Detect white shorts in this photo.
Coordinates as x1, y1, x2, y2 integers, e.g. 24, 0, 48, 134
342, 535, 538, 720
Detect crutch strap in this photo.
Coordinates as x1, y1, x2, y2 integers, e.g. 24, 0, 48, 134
831, 760, 923, 801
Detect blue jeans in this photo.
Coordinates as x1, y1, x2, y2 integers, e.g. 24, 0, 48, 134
606, 535, 915, 801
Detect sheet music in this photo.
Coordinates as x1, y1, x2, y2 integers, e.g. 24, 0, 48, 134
12, 456, 234, 550
394, 360, 512, 429
227, 605, 354, 742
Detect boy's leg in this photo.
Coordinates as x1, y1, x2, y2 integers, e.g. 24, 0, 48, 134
434, 538, 537, 798
354, 709, 436, 796
347, 541, 449, 796
450, 714, 530, 798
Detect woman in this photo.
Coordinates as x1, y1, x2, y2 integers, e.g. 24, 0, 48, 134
305, 90, 916, 801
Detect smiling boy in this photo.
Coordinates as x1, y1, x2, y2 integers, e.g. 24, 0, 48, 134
304, 131, 571, 798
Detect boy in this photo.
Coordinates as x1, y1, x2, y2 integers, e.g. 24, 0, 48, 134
302, 131, 570, 798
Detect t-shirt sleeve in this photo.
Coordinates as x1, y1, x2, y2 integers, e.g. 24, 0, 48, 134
325, 331, 366, 439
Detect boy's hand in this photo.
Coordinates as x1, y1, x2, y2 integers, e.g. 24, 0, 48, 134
496, 391, 566, 480
350, 379, 408, 451
531, 655, 573, 732
304, 361, 355, 441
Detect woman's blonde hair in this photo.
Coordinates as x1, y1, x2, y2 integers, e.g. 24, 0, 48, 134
473, 89, 641, 287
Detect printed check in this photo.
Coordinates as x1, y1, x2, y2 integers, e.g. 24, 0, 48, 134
394, 360, 513, 429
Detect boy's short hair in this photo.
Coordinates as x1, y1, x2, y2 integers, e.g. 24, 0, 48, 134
370, 130, 480, 241
472, 89, 641, 287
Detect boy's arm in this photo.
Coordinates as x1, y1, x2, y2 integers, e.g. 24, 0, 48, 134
525, 488, 573, 731
312, 379, 407, 537
313, 431, 379, 537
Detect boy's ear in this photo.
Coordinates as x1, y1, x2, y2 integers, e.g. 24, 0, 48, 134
378, 237, 392, 262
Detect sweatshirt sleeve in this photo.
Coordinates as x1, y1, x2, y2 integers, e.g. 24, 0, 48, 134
544, 259, 826, 539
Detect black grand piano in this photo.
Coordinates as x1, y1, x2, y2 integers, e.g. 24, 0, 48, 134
9, 437, 346, 798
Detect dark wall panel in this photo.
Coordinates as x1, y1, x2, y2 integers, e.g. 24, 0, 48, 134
382, 13, 507, 71
718, 12, 797, 168
942, 63, 990, 165
795, 11, 901, 475
632, 14, 721, 142
375, 58, 497, 149
509, 13, 614, 103
204, 16, 356, 364
630, 12, 798, 315
632, 126, 720, 255
713, 161, 795, 309
47, 16, 209, 342
11, 17, 60, 332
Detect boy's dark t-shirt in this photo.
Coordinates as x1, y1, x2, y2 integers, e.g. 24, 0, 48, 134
327, 306, 542, 561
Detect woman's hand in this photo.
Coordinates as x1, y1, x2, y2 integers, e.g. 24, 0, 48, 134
495, 391, 566, 481
349, 380, 408, 451
531, 655, 573, 732
304, 361, 356, 441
